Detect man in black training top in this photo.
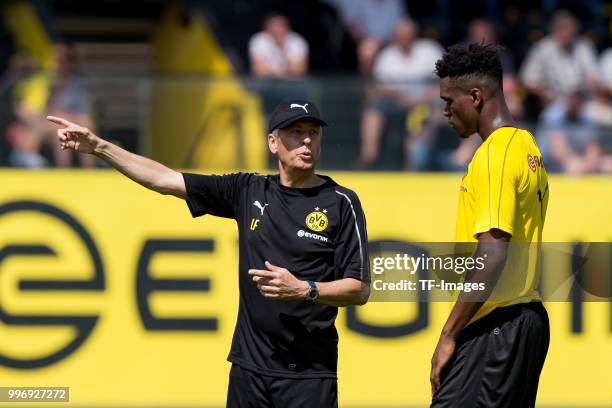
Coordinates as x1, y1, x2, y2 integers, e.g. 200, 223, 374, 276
48, 100, 370, 408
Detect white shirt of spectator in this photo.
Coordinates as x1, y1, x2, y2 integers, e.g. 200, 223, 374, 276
600, 47, 612, 89
520, 36, 599, 99
373, 39, 443, 97
249, 31, 308, 75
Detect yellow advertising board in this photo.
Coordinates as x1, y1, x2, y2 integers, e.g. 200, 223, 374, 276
0, 170, 610, 407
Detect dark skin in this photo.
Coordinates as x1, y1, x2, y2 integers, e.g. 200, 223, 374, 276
430, 76, 513, 395
439, 76, 513, 142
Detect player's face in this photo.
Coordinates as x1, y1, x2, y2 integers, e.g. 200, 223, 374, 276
439, 77, 479, 138
269, 119, 321, 171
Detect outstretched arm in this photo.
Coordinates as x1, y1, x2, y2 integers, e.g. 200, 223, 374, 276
47, 115, 186, 199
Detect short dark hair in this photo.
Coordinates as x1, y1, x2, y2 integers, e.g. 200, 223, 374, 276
263, 11, 288, 24
434, 43, 503, 86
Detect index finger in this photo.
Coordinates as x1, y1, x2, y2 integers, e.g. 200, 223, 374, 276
46, 115, 73, 127
248, 269, 275, 278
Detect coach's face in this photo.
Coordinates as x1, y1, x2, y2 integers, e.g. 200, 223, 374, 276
440, 77, 480, 138
268, 119, 321, 171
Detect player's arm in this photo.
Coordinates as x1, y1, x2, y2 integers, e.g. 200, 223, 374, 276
314, 277, 369, 306
249, 262, 369, 306
47, 115, 186, 199
437, 230, 510, 336
430, 229, 510, 394
431, 134, 520, 393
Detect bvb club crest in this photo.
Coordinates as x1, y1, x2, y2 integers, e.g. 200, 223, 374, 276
305, 207, 328, 232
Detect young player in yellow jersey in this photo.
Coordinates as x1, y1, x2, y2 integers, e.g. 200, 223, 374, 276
430, 43, 550, 407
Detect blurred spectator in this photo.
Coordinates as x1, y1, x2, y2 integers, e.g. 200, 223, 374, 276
428, 124, 481, 172
582, 47, 612, 129
600, 47, 612, 92
8, 42, 94, 168
248, 12, 308, 79
520, 10, 600, 108
44, 42, 95, 167
501, 6, 547, 65
6, 119, 47, 168
328, 0, 406, 76
10, 50, 48, 123
467, 19, 516, 74
5, 50, 50, 168
591, 47, 612, 172
248, 12, 309, 121
537, 90, 602, 174
354, 18, 442, 170
600, 140, 612, 173
442, 136, 481, 171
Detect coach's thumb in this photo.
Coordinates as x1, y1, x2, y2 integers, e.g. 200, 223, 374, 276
265, 261, 279, 271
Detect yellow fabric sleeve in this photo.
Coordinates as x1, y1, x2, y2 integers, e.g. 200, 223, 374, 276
472, 132, 521, 238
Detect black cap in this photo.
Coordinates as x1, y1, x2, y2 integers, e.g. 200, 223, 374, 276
268, 100, 328, 133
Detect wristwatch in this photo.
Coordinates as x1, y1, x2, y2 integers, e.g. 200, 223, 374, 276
305, 280, 319, 302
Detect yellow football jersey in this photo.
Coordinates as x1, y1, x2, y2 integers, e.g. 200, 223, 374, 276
455, 126, 549, 323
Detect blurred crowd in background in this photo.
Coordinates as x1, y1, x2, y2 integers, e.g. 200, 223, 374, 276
2, 0, 612, 173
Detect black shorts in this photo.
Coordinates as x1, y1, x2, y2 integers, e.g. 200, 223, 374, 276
431, 302, 550, 408
227, 364, 338, 408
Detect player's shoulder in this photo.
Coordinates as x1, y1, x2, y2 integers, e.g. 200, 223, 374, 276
471, 127, 529, 169
499, 127, 540, 154
486, 126, 533, 152
330, 181, 363, 208
493, 128, 541, 173
247, 172, 270, 184
221, 172, 269, 186
516, 128, 539, 149
489, 126, 519, 141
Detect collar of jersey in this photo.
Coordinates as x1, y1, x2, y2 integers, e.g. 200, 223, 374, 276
483, 125, 517, 145
272, 174, 335, 196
